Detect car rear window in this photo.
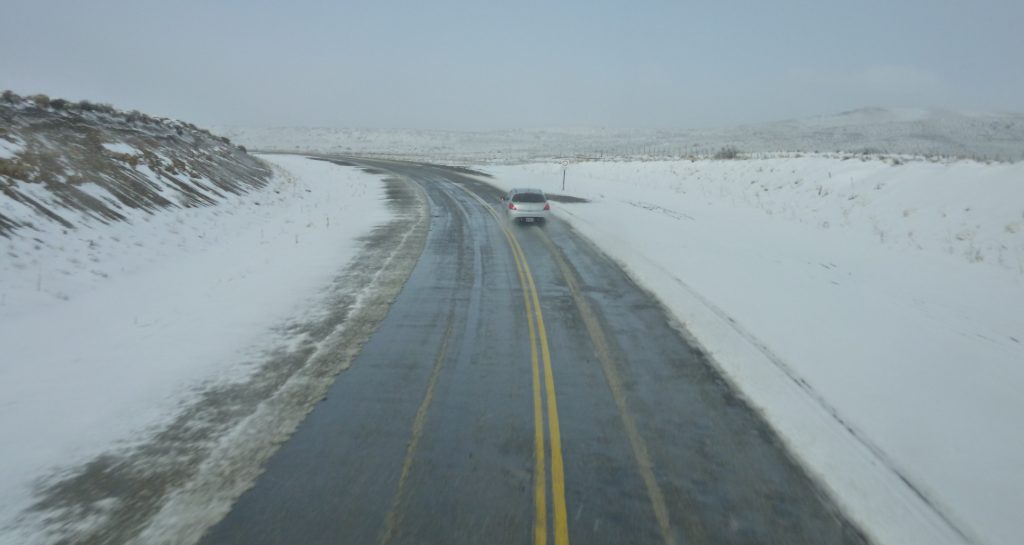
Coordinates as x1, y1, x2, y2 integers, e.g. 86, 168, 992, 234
512, 192, 546, 203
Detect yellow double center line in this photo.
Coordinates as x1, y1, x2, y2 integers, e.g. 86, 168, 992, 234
505, 222, 569, 545
463, 187, 569, 545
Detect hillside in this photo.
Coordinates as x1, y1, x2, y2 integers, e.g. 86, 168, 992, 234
0, 91, 270, 237
217, 107, 1024, 163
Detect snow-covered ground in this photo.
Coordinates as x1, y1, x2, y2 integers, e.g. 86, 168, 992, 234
0, 155, 392, 542
480, 157, 1024, 545
219, 107, 1024, 164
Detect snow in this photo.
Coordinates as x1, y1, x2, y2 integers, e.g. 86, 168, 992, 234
217, 108, 1024, 163
100, 142, 137, 155
0, 155, 391, 539
0, 136, 24, 159
479, 157, 1024, 545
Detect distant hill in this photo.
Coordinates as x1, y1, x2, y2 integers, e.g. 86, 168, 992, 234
0, 91, 271, 237
218, 107, 1024, 163
733, 107, 1024, 159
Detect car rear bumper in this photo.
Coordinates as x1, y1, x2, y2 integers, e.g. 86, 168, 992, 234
508, 209, 549, 222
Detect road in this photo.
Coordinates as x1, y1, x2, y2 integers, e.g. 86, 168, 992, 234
198, 158, 868, 545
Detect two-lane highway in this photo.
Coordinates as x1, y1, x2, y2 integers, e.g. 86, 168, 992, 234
198, 158, 868, 545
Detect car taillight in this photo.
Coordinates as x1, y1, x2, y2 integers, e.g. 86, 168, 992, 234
509, 203, 517, 210
543, 203, 550, 211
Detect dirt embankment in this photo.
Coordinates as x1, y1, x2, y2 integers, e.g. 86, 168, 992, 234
0, 91, 271, 237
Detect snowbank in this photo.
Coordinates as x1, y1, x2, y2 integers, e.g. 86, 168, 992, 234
481, 157, 1024, 545
0, 156, 391, 540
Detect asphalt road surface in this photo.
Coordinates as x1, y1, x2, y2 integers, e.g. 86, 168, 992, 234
198, 158, 868, 545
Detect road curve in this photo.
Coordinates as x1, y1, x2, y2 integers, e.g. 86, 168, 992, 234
198, 157, 868, 545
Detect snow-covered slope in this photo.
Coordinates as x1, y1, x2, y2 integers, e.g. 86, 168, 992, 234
218, 107, 1024, 163
0, 91, 270, 238
481, 157, 1024, 545
747, 107, 1024, 160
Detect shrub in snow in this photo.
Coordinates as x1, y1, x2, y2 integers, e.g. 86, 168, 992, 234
78, 100, 115, 114
0, 159, 30, 180
714, 146, 741, 160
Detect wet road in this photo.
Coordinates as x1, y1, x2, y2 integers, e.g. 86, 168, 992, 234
199, 158, 868, 545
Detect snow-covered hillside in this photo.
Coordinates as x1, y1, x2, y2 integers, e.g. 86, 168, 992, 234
218, 107, 1024, 164
480, 157, 1024, 545
0, 91, 269, 238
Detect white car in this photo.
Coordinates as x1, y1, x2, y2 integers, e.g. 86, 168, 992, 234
502, 188, 550, 224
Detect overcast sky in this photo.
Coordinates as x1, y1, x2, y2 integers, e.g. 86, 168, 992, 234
2, 0, 1022, 130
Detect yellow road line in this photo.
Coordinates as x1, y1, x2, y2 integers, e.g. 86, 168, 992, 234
535, 231, 706, 545
508, 234, 570, 545
503, 225, 548, 545
379, 312, 456, 545
458, 185, 569, 545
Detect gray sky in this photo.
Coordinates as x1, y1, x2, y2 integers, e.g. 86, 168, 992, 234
2, 0, 1022, 130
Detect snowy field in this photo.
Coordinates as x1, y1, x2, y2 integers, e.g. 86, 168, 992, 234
218, 107, 1024, 164
0, 155, 392, 541
480, 157, 1024, 545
